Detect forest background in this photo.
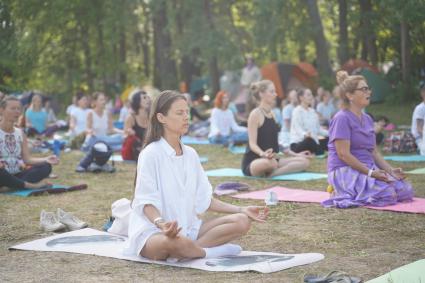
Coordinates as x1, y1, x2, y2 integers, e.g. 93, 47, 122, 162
1, 0, 425, 105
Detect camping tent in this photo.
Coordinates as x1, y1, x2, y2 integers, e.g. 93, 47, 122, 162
359, 69, 391, 103
261, 62, 318, 99
341, 59, 390, 103
342, 59, 379, 74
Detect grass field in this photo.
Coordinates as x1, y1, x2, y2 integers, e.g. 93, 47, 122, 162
1, 102, 424, 282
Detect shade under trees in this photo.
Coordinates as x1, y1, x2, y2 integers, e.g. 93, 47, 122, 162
1, 0, 424, 101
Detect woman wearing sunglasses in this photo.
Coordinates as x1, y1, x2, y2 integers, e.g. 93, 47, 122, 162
322, 71, 414, 208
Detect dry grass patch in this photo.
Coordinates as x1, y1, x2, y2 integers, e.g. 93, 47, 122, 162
1, 144, 424, 282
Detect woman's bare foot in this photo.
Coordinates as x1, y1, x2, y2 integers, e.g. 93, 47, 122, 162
24, 180, 52, 190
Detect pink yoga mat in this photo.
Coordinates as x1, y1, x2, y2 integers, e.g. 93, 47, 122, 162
233, 187, 425, 214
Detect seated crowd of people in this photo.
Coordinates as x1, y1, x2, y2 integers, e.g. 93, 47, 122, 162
0, 70, 419, 262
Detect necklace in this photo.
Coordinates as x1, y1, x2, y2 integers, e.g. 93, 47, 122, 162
259, 107, 272, 117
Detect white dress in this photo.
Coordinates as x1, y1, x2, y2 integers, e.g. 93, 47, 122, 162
124, 137, 212, 256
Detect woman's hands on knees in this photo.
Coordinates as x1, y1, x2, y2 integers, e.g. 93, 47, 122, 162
157, 220, 182, 238
260, 148, 275, 159
388, 167, 406, 180
371, 169, 391, 182
45, 155, 60, 165
241, 206, 269, 222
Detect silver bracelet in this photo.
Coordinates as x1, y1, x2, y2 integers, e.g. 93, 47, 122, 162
153, 217, 164, 227
368, 169, 374, 177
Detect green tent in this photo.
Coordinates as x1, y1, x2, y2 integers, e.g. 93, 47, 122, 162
360, 69, 392, 103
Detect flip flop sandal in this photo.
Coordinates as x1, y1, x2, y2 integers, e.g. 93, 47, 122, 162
304, 271, 362, 283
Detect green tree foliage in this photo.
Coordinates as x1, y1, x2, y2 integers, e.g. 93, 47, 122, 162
1, 0, 424, 101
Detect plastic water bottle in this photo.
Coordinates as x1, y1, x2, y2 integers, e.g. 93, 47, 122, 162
265, 190, 278, 206
52, 140, 61, 157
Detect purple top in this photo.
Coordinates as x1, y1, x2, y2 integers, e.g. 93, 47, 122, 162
327, 110, 375, 172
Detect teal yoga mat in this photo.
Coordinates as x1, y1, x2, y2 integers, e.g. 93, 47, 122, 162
384, 155, 425, 162
181, 136, 210, 145
2, 184, 87, 197
206, 168, 327, 181
406, 167, 425, 174
111, 154, 208, 164
229, 146, 246, 154
366, 259, 425, 283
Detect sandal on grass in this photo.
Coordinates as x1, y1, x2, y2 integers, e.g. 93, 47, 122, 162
304, 271, 362, 283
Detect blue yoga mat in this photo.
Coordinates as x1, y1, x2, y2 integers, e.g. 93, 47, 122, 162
2, 184, 87, 197
384, 155, 425, 162
206, 168, 327, 181
181, 136, 210, 145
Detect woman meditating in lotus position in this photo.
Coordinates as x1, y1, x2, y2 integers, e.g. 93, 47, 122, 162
0, 96, 59, 190
322, 71, 414, 208
241, 80, 311, 177
124, 90, 268, 260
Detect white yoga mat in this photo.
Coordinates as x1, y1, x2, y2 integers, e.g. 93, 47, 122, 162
9, 228, 324, 274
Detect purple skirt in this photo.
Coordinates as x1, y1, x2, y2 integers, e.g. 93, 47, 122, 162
322, 166, 414, 208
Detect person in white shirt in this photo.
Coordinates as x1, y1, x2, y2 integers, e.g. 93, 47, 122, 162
66, 94, 78, 122
208, 91, 248, 146
290, 88, 329, 155
316, 90, 336, 126
119, 99, 131, 123
81, 92, 123, 152
279, 89, 298, 148
411, 83, 425, 152
234, 55, 262, 111
69, 93, 90, 137
125, 90, 268, 261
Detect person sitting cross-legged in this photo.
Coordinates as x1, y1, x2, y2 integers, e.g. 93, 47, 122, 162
0, 96, 59, 190
124, 90, 269, 261
322, 71, 414, 208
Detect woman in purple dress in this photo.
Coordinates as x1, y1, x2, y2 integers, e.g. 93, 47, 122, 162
322, 71, 414, 208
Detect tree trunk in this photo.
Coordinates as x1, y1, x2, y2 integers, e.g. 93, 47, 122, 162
203, 0, 220, 96
338, 0, 349, 65
119, 30, 127, 86
96, 17, 108, 92
298, 44, 306, 62
359, 0, 378, 65
152, 0, 177, 90
304, 0, 333, 76
141, 1, 151, 79
400, 19, 411, 82
80, 22, 94, 92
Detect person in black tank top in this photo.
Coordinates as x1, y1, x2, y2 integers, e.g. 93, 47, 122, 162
242, 80, 311, 177
122, 90, 150, 160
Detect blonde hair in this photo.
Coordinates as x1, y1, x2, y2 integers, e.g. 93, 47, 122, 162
336, 70, 366, 108
250, 80, 273, 101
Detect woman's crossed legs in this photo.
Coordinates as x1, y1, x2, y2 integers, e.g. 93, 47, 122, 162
140, 213, 251, 261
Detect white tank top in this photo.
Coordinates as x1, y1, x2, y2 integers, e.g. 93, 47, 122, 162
91, 109, 108, 137
71, 107, 90, 136
0, 127, 24, 174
